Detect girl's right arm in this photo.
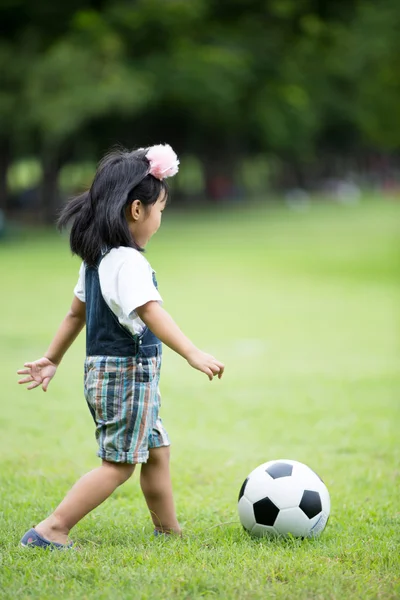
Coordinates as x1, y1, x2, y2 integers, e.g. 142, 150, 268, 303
17, 296, 86, 392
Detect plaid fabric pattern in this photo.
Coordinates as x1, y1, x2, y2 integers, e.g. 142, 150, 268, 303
84, 355, 170, 464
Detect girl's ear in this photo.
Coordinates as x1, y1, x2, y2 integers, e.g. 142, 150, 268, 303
130, 199, 142, 221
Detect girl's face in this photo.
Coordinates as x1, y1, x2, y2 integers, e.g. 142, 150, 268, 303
128, 191, 167, 247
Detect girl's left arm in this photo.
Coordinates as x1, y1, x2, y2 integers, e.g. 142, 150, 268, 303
136, 301, 224, 380
17, 296, 86, 391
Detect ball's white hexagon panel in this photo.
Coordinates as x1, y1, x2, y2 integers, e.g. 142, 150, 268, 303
243, 466, 273, 503
316, 482, 330, 515
265, 477, 304, 509
274, 506, 311, 538
238, 496, 256, 531
291, 461, 326, 489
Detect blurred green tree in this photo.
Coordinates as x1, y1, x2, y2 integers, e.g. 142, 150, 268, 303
0, 0, 399, 217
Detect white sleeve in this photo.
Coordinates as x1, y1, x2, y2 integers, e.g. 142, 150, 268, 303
116, 255, 162, 319
73, 262, 86, 302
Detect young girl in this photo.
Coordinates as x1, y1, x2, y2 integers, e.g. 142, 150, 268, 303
17, 144, 224, 549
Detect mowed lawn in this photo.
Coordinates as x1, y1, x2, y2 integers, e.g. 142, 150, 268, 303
0, 198, 399, 599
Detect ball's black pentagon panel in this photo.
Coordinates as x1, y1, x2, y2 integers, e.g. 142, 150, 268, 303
253, 497, 280, 526
265, 462, 293, 479
238, 477, 249, 502
299, 490, 322, 519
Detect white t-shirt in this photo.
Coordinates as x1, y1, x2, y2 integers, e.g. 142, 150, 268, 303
74, 247, 162, 336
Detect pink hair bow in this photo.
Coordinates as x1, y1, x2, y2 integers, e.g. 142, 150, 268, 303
146, 144, 180, 180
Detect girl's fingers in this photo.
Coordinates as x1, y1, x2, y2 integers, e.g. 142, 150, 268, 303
215, 361, 225, 378
203, 367, 213, 381
210, 362, 225, 377
17, 360, 53, 390
27, 380, 41, 390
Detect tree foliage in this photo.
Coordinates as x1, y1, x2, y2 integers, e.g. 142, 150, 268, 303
0, 0, 399, 214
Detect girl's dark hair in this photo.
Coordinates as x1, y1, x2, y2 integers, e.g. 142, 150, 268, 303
58, 147, 169, 265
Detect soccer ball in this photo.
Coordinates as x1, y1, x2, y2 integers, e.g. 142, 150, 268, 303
238, 459, 330, 538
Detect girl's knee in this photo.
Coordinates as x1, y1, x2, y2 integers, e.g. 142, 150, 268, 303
102, 460, 135, 484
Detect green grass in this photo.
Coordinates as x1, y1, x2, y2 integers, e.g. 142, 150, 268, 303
0, 198, 399, 599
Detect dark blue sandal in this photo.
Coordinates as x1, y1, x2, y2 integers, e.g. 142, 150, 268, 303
153, 529, 172, 537
21, 528, 73, 550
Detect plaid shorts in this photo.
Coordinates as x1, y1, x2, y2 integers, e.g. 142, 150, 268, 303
84, 355, 170, 464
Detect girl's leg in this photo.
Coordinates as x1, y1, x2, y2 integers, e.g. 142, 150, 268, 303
35, 460, 135, 544
140, 446, 181, 534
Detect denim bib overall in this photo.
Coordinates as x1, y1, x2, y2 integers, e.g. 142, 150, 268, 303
85, 250, 162, 360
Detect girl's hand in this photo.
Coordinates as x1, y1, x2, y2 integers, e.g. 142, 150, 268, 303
186, 349, 225, 381
17, 357, 58, 392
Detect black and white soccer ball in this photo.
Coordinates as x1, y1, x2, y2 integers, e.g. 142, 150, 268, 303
238, 459, 330, 538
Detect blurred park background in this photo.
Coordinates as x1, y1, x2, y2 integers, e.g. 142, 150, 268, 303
1, 2, 400, 597
1, 0, 400, 226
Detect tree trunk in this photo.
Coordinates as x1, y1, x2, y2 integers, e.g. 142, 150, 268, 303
40, 149, 63, 225
0, 138, 11, 214
202, 153, 240, 202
